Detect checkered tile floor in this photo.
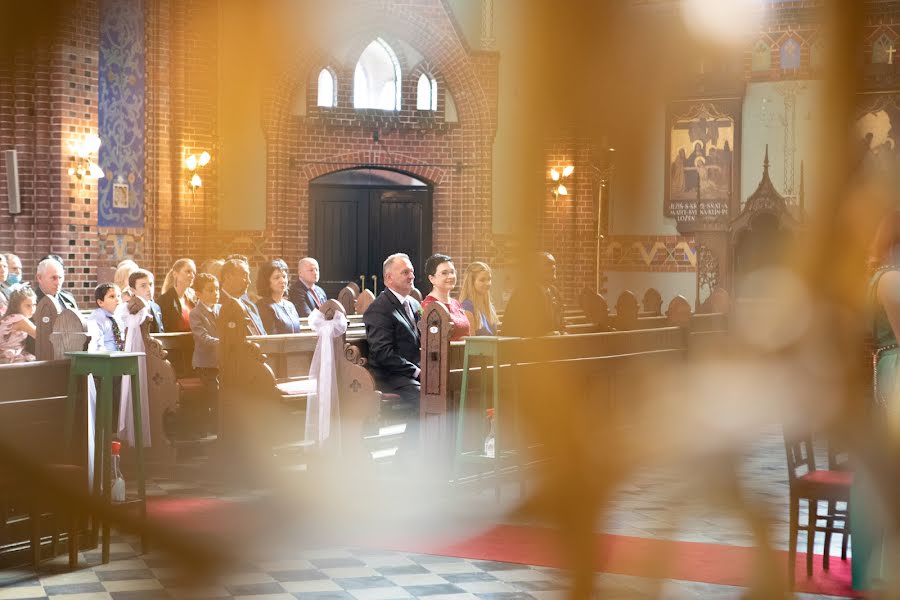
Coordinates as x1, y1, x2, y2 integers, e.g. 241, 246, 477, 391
0, 424, 853, 599
0, 542, 850, 599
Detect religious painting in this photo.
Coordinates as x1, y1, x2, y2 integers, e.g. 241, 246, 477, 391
855, 92, 900, 181
665, 98, 741, 228
112, 183, 129, 208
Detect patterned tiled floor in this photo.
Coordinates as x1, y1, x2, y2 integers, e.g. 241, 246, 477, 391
0, 424, 854, 599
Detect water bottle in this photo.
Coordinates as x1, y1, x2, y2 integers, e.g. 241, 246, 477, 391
484, 408, 496, 458
110, 440, 126, 502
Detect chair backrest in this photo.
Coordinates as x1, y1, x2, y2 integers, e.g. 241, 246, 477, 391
783, 427, 817, 483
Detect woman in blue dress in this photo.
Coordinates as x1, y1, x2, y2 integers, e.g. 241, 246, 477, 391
256, 259, 303, 335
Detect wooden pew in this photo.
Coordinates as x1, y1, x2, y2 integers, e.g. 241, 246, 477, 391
415, 293, 731, 477
0, 360, 90, 568
219, 299, 379, 467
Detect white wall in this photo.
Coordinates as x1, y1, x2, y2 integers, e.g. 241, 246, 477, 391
604, 271, 697, 309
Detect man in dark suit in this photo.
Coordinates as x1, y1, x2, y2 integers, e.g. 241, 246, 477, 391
27, 257, 79, 355
500, 252, 566, 338
362, 253, 421, 405
288, 257, 327, 318
218, 258, 266, 353
34, 257, 79, 311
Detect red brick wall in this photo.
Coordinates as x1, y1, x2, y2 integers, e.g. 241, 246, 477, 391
141, 0, 218, 281
542, 135, 600, 305
0, 0, 100, 306
188, 0, 499, 280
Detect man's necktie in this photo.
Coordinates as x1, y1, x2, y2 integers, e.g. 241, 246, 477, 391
404, 300, 419, 339
312, 289, 322, 308
108, 316, 125, 351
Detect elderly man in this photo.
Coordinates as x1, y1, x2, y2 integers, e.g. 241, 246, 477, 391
288, 257, 327, 318
5, 253, 22, 289
35, 257, 78, 311
362, 253, 421, 405
218, 258, 266, 348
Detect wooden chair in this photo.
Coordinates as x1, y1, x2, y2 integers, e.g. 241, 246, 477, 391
783, 427, 852, 582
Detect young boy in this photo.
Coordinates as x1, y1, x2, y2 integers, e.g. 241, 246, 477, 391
189, 273, 220, 433
87, 283, 124, 425
124, 269, 164, 333
87, 283, 124, 352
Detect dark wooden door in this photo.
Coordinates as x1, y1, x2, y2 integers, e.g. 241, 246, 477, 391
309, 186, 369, 298
369, 188, 432, 294
309, 177, 432, 298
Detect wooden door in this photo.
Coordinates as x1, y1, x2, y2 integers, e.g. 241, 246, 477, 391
309, 186, 369, 298
369, 188, 432, 294
309, 172, 432, 298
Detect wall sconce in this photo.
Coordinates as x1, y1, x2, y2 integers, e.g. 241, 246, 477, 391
67, 134, 105, 180
550, 165, 574, 198
185, 151, 210, 196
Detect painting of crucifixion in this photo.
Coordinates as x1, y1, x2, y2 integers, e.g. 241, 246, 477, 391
665, 99, 741, 226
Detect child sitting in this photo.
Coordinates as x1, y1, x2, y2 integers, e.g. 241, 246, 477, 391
0, 287, 37, 364
87, 283, 125, 352
189, 273, 220, 433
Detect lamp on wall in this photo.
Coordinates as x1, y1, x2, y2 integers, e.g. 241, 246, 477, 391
550, 165, 574, 199
67, 134, 105, 180
185, 151, 211, 196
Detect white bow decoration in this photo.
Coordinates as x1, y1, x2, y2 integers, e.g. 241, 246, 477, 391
306, 308, 348, 452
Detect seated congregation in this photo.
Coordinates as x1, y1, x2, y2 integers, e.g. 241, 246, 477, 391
0, 246, 733, 572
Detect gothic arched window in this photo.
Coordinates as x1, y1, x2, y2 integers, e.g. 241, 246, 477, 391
752, 40, 772, 72
779, 38, 801, 69
416, 73, 437, 111
353, 39, 402, 110
317, 68, 336, 107
873, 34, 897, 65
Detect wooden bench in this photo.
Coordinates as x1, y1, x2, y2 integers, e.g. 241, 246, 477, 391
219, 299, 379, 467
414, 293, 730, 478
0, 357, 90, 568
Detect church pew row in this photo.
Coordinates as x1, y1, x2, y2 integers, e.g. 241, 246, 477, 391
217, 300, 380, 468
334, 290, 730, 480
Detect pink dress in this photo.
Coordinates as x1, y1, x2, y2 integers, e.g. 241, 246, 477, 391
421, 296, 471, 341
0, 314, 35, 364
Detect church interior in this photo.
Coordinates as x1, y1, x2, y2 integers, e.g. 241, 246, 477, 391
2, 0, 900, 598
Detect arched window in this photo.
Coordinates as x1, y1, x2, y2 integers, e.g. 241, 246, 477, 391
751, 40, 772, 72
317, 68, 336, 107
779, 38, 801, 70
353, 39, 401, 110
416, 73, 437, 111
873, 34, 896, 65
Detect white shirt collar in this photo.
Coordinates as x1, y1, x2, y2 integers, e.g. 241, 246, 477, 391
388, 288, 409, 304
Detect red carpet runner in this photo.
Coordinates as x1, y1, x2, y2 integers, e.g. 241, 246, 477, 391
377, 524, 860, 598
147, 498, 860, 598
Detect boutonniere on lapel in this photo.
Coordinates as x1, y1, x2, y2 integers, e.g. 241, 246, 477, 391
416, 306, 423, 319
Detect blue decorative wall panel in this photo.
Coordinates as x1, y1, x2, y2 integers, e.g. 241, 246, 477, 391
98, 0, 145, 228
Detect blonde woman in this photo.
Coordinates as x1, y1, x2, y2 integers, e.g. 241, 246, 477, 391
114, 259, 139, 302
159, 258, 197, 332
458, 261, 499, 336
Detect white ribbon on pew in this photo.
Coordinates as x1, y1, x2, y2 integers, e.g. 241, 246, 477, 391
306, 308, 348, 453
116, 303, 152, 447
